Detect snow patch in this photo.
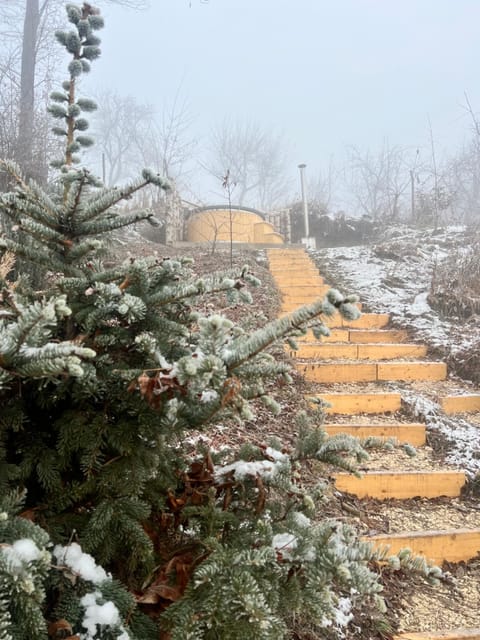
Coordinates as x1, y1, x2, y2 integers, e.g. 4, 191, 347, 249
53, 542, 110, 584
1, 538, 42, 572
80, 591, 130, 640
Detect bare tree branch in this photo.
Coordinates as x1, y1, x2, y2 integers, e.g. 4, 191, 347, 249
205, 119, 291, 211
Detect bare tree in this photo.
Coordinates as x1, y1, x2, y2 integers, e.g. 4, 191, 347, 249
133, 91, 196, 183
347, 142, 412, 223
307, 157, 339, 214
0, 0, 149, 182
90, 90, 154, 185
205, 119, 292, 211
90, 89, 196, 188
445, 94, 480, 225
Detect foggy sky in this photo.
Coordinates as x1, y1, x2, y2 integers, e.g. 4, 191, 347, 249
85, 0, 480, 205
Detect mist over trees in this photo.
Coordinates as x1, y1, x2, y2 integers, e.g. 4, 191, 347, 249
204, 119, 292, 211
0, 0, 148, 185
1, 1, 480, 240
89, 89, 196, 188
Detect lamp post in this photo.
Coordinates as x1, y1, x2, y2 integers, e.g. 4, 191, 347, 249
298, 163, 315, 248
298, 163, 309, 238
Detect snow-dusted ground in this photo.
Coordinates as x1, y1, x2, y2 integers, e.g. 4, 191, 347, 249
312, 225, 480, 476
314, 226, 474, 352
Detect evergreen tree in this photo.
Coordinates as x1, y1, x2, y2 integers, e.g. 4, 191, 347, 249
0, 4, 441, 638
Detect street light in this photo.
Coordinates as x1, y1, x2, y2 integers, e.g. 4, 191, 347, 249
297, 163, 316, 248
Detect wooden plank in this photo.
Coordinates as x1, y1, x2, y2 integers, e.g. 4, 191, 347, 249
322, 311, 348, 328
267, 249, 306, 253
272, 270, 318, 275
268, 253, 310, 258
297, 362, 377, 383
281, 285, 328, 295
281, 298, 330, 309
320, 329, 350, 343
313, 392, 402, 414
394, 630, 480, 639
270, 261, 311, 265
440, 395, 480, 414
367, 528, 480, 565
324, 423, 426, 445
282, 290, 331, 302
290, 344, 358, 359
283, 304, 362, 316
288, 343, 349, 358
273, 277, 325, 287
291, 343, 426, 360
281, 305, 328, 315
349, 329, 408, 343
334, 471, 466, 499
300, 362, 446, 383
341, 313, 390, 329
283, 299, 362, 311
270, 266, 319, 274
377, 361, 447, 381
298, 329, 350, 343
357, 344, 427, 360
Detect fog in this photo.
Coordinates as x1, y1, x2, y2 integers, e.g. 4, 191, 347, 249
80, 0, 480, 210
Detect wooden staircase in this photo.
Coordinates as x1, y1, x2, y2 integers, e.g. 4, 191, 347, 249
267, 247, 480, 638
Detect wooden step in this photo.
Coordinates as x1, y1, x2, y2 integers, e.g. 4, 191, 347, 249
267, 251, 308, 258
334, 471, 466, 499
299, 362, 376, 383
325, 423, 426, 445
312, 392, 402, 414
394, 630, 480, 639
349, 328, 408, 343
439, 395, 480, 414
367, 528, 480, 565
280, 311, 390, 327
377, 361, 447, 381
280, 285, 329, 295
270, 265, 319, 273
316, 328, 350, 343
282, 294, 331, 306
281, 301, 364, 315
290, 343, 427, 360
273, 277, 325, 287
341, 313, 390, 329
298, 361, 447, 383
297, 328, 408, 343
268, 260, 313, 266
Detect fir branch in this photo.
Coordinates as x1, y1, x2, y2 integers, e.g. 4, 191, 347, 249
79, 174, 169, 223
0, 237, 78, 277
77, 208, 158, 236
225, 298, 328, 371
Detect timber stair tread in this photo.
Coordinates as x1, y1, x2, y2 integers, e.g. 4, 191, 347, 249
324, 423, 426, 445
290, 342, 427, 360
366, 528, 480, 565
333, 470, 466, 500
298, 361, 447, 383
439, 394, 480, 414
298, 328, 410, 343
280, 310, 391, 328
306, 391, 405, 414
268, 247, 480, 632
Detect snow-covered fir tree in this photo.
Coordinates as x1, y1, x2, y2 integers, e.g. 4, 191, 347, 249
0, 4, 441, 638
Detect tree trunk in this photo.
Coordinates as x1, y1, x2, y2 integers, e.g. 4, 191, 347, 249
17, 0, 40, 180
